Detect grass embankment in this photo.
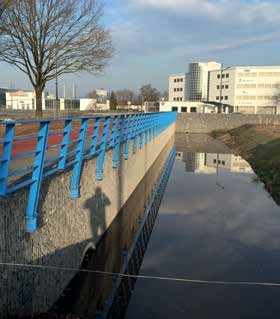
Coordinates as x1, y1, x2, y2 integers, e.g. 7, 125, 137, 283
212, 124, 280, 205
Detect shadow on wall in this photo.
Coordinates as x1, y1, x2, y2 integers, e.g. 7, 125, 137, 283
0, 171, 114, 317
84, 187, 111, 240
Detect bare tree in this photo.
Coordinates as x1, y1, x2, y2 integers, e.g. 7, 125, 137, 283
0, 0, 10, 17
140, 84, 160, 103
86, 90, 98, 99
161, 90, 168, 101
0, 0, 113, 116
115, 89, 135, 105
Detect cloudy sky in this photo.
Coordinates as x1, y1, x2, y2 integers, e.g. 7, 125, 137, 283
1, 0, 280, 97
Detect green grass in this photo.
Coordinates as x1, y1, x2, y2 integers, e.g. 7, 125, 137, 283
213, 125, 280, 205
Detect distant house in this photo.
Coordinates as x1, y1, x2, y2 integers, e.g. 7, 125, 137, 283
0, 87, 9, 109
5, 90, 39, 110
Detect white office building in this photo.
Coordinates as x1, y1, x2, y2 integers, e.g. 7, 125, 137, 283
5, 90, 109, 112
168, 61, 280, 114
168, 73, 189, 102
206, 154, 252, 173
208, 66, 280, 114
176, 151, 252, 174
167, 61, 222, 113
6, 90, 42, 110
159, 101, 216, 113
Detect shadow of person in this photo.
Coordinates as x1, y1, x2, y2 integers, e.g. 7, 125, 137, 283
84, 187, 111, 241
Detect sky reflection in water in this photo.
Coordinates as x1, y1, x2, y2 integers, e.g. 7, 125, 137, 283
126, 137, 280, 319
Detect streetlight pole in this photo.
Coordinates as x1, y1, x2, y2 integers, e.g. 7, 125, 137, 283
215, 153, 225, 189
55, 57, 59, 118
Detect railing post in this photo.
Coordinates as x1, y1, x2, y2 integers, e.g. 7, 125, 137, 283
109, 115, 118, 148
150, 114, 154, 140
133, 114, 141, 154
0, 123, 15, 196
151, 114, 155, 140
96, 116, 111, 180
155, 113, 159, 137
58, 119, 72, 169
131, 114, 140, 154
139, 114, 146, 150
113, 115, 125, 169
70, 118, 89, 199
90, 117, 101, 156
123, 114, 131, 143
124, 114, 136, 160
145, 115, 150, 145
25, 120, 50, 233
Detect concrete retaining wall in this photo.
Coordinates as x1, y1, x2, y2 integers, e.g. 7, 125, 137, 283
176, 113, 280, 133
0, 123, 175, 317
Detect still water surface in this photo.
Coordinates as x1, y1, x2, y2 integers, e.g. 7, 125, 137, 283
126, 134, 280, 319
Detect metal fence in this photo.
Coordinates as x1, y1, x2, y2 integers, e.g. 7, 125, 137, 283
0, 112, 176, 233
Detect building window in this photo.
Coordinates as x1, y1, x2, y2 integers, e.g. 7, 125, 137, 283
190, 107, 197, 113
181, 107, 187, 112
216, 96, 219, 100
172, 107, 178, 112
221, 96, 223, 100
65, 99, 80, 110
45, 99, 57, 109
225, 96, 228, 100
217, 74, 221, 79
222, 74, 225, 78
174, 79, 177, 83
236, 95, 256, 100
237, 84, 256, 89
213, 159, 217, 164
217, 85, 220, 89
222, 161, 225, 165
226, 73, 229, 78
180, 97, 183, 101
173, 97, 176, 101
181, 78, 183, 82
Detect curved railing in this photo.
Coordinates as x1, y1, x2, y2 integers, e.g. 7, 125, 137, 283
0, 112, 176, 232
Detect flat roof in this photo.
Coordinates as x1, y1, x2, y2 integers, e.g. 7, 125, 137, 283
169, 73, 188, 77
210, 65, 280, 72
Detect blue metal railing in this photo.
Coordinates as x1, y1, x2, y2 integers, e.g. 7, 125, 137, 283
0, 112, 176, 233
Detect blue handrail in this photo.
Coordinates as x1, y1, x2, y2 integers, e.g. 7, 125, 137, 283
0, 112, 176, 233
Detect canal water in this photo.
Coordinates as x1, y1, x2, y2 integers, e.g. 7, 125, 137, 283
52, 133, 280, 318
125, 133, 280, 319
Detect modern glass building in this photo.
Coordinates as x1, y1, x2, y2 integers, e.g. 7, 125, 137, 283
189, 62, 221, 102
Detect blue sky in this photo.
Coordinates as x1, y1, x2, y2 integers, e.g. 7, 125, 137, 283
1, 0, 280, 97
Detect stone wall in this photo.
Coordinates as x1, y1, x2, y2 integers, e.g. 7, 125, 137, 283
176, 113, 280, 133
0, 123, 175, 317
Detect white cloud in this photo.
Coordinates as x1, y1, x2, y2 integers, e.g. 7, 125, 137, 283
131, 0, 280, 25
133, 0, 221, 17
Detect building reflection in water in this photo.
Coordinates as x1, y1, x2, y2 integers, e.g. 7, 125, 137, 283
176, 152, 253, 174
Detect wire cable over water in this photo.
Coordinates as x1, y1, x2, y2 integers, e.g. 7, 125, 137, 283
1, 262, 280, 288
